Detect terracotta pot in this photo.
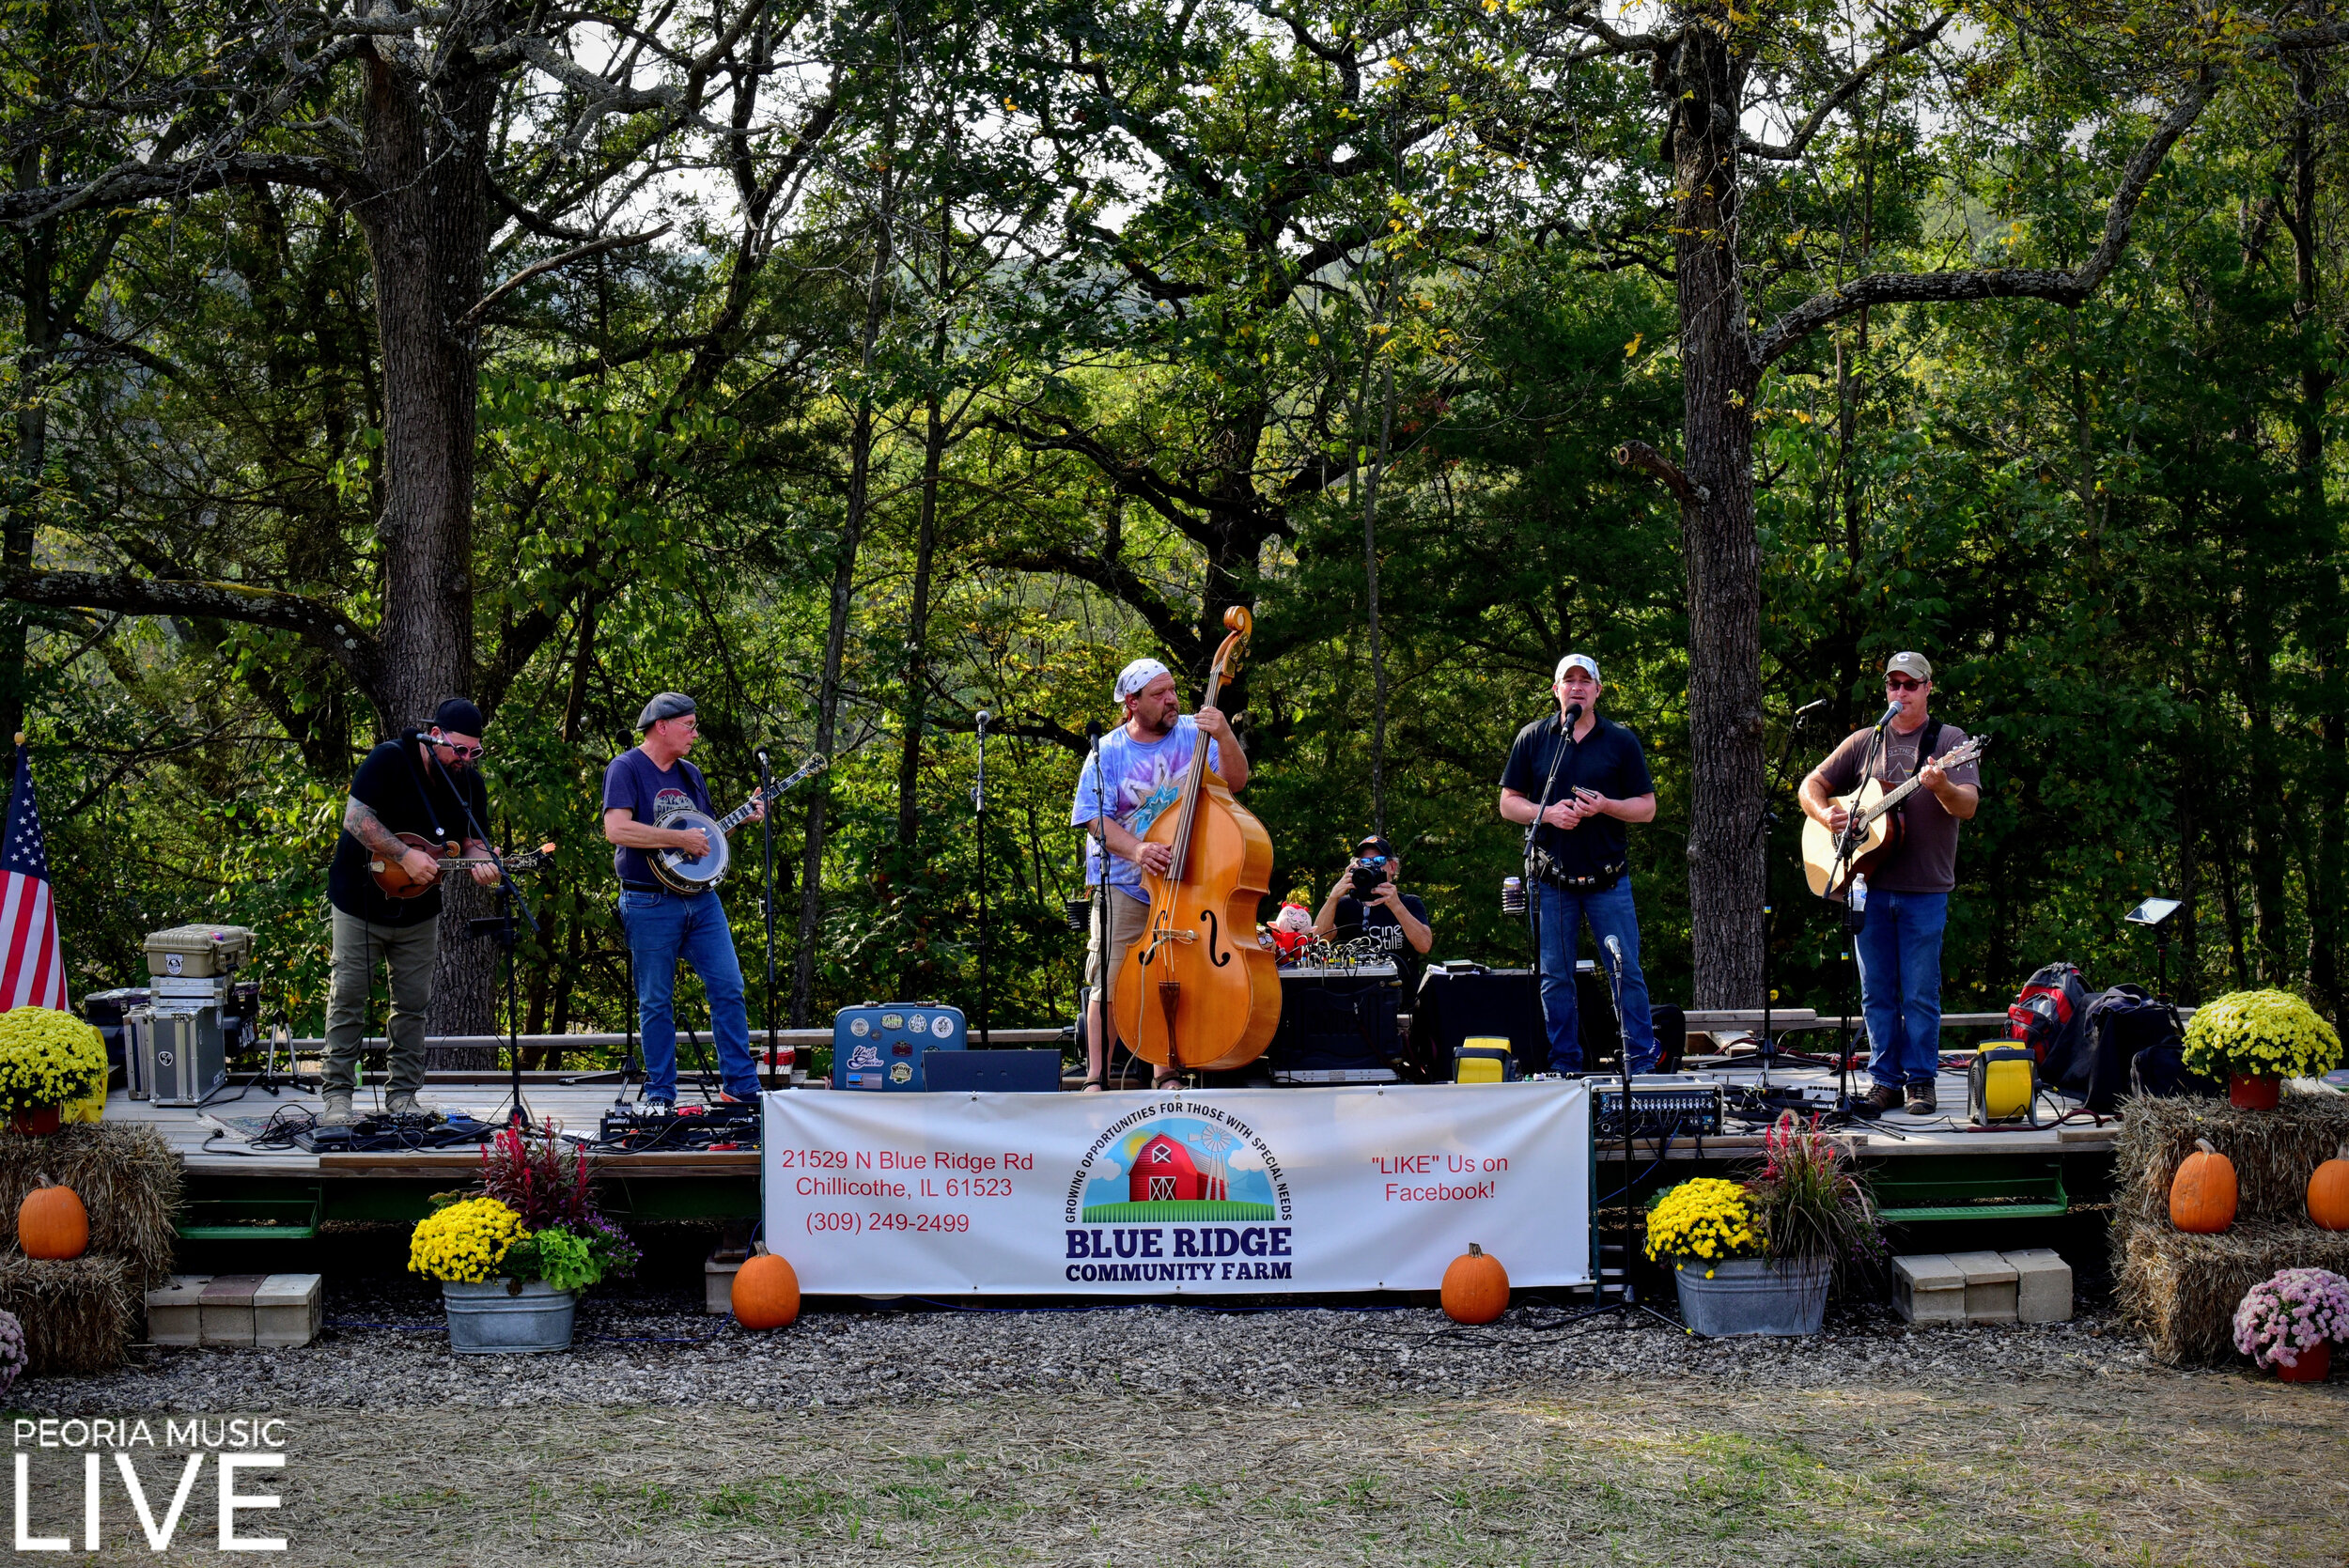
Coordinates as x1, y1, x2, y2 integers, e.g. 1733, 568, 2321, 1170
2229, 1075, 2282, 1110
8, 1105, 60, 1137
2274, 1340, 2331, 1384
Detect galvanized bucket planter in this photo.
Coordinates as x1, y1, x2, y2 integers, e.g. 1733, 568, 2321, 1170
442, 1280, 578, 1354
1672, 1256, 1830, 1337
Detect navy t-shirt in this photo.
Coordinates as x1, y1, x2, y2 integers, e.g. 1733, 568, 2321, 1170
326, 737, 492, 926
1499, 713, 1656, 880
602, 748, 713, 885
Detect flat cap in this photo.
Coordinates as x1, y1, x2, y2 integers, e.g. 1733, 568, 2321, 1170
635, 691, 697, 729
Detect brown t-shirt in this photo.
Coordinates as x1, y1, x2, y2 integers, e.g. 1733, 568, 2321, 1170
1816, 719, 1980, 893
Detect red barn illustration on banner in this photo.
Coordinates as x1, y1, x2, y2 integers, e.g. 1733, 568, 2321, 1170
1128, 1132, 1230, 1203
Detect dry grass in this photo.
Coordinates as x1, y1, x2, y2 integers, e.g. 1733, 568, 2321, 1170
0, 1123, 180, 1286
59, 1375, 2347, 1567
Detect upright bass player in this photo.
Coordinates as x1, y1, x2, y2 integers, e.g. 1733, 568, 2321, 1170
1069, 655, 1251, 1091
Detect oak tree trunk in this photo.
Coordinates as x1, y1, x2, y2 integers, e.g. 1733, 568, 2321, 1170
1669, 21, 1766, 1008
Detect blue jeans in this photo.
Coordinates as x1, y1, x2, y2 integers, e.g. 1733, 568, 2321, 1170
1535, 879, 1657, 1074
619, 889, 760, 1101
1855, 888, 1948, 1089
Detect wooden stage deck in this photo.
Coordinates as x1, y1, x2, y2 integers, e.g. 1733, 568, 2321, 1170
116, 1035, 2129, 1239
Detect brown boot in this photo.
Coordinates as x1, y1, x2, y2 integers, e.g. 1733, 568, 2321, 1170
1905, 1082, 1937, 1116
1856, 1081, 1904, 1118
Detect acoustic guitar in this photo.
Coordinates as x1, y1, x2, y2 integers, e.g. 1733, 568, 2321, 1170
1800, 733, 1987, 897
370, 838, 555, 898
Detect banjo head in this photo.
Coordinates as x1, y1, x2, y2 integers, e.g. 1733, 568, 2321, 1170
654, 808, 732, 889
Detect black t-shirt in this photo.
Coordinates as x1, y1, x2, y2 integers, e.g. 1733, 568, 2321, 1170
1334, 892, 1430, 991
326, 737, 492, 926
1499, 713, 1656, 880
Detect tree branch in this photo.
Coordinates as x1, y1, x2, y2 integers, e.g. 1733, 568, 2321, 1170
0, 569, 380, 698
1614, 441, 1709, 508
1739, 13, 1952, 162
1753, 72, 2218, 367
459, 225, 672, 329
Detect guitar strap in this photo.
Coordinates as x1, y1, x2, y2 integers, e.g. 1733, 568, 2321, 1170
393, 730, 448, 843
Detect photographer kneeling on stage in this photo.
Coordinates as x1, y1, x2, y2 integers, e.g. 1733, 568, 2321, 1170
1313, 835, 1432, 989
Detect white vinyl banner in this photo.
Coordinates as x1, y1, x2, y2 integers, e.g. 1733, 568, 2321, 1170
761, 1081, 1592, 1296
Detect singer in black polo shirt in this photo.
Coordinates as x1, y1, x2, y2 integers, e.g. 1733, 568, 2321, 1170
1497, 655, 1658, 1073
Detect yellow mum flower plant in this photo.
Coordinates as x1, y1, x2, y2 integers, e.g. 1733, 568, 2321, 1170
408, 1197, 529, 1284
1644, 1177, 1758, 1274
2183, 989, 2343, 1085
0, 1007, 108, 1120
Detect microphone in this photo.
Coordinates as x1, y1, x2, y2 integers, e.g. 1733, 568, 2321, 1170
1604, 934, 1624, 971
754, 747, 770, 767
1793, 698, 1828, 723
1086, 720, 1103, 740
1875, 701, 1901, 729
975, 709, 990, 736
1561, 702, 1583, 731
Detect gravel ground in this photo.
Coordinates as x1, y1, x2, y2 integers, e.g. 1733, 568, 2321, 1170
16, 1273, 2173, 1415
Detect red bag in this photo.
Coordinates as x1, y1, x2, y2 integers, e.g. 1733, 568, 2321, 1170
2008, 961, 2090, 1069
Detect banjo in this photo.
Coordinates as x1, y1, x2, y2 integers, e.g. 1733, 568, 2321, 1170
648, 753, 828, 894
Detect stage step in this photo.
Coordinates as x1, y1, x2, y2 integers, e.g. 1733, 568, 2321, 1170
1872, 1155, 2070, 1224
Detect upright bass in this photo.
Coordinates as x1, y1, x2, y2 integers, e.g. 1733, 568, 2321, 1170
1113, 608, 1283, 1074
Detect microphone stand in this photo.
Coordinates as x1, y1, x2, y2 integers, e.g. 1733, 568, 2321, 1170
1085, 721, 1118, 1086
1519, 702, 1579, 1071
1748, 700, 1822, 1090
757, 747, 784, 1088
1828, 711, 1895, 1120
973, 711, 991, 1048
428, 746, 542, 1131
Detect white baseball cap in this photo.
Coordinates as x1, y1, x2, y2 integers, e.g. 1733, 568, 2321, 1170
1554, 654, 1600, 683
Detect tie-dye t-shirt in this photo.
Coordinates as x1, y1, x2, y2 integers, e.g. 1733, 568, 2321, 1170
1069, 716, 1223, 903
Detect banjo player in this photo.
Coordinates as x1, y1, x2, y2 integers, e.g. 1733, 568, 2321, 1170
602, 691, 767, 1110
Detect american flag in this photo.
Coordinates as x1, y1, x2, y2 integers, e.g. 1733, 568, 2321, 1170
0, 741, 65, 1010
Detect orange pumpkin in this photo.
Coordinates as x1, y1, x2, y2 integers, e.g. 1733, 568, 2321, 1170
2310, 1141, 2349, 1232
1440, 1242, 1509, 1325
731, 1250, 801, 1330
2169, 1138, 2238, 1234
18, 1176, 88, 1261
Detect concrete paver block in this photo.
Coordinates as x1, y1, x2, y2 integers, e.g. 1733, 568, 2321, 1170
2000, 1248, 2074, 1324
1893, 1253, 1966, 1324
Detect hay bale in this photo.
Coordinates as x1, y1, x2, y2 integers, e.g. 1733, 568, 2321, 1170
2113, 1216, 2349, 1366
0, 1255, 136, 1374
0, 1123, 179, 1286
2111, 1090, 2349, 1229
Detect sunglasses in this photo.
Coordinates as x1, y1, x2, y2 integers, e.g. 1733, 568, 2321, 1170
1885, 675, 1926, 691
433, 737, 488, 760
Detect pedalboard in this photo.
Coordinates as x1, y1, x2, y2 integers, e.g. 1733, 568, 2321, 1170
303, 1112, 496, 1153
596, 1099, 762, 1151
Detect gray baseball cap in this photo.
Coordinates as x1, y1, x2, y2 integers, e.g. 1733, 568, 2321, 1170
635, 691, 697, 729
1554, 653, 1600, 683
1885, 651, 1933, 682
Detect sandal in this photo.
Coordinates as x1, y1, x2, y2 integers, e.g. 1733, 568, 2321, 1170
1152, 1070, 1182, 1092
1079, 1074, 1106, 1094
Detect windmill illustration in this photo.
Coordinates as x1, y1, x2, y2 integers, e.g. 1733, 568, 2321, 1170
1190, 1128, 1236, 1203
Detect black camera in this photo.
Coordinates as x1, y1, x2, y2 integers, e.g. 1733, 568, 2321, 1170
1348, 856, 1387, 897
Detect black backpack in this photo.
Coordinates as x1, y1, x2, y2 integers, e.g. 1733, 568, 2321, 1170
2128, 1035, 2224, 1101
2073, 985, 2182, 1111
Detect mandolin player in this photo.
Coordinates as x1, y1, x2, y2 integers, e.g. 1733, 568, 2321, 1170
320, 698, 501, 1125
1798, 651, 1980, 1117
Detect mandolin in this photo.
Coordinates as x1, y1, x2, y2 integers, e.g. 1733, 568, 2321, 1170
1800, 733, 1987, 897
370, 838, 555, 898
1113, 608, 1283, 1074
